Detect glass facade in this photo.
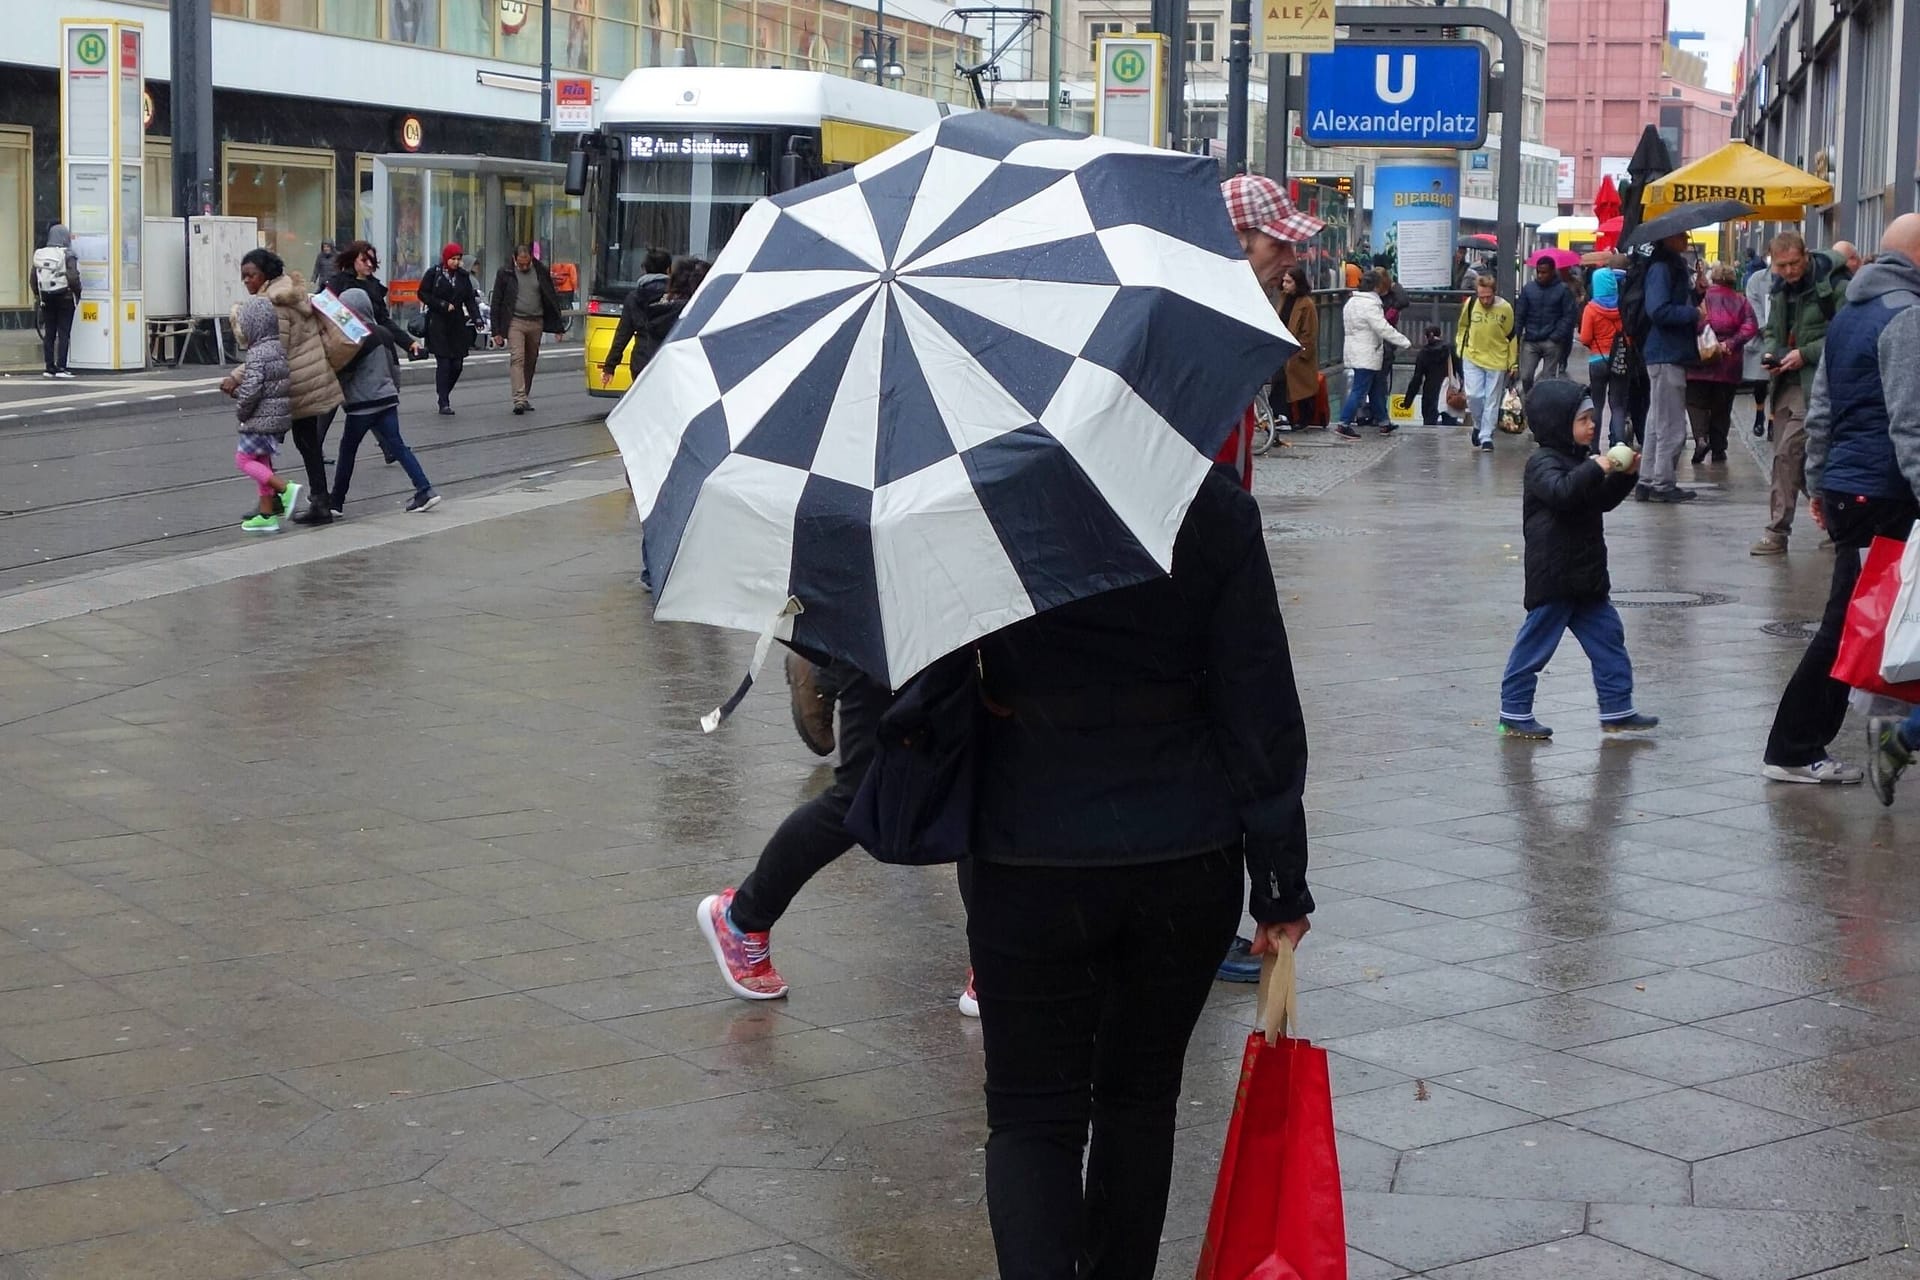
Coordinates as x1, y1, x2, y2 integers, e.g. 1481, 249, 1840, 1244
223, 143, 335, 271
0, 127, 28, 308
199, 0, 974, 102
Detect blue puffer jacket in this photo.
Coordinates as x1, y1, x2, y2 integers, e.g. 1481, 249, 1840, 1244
1805, 251, 1920, 500
1641, 248, 1700, 367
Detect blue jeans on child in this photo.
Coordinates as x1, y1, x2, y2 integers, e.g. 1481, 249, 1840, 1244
330, 407, 432, 511
1500, 598, 1638, 722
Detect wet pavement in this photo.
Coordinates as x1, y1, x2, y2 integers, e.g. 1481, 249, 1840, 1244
0, 423, 1916, 1278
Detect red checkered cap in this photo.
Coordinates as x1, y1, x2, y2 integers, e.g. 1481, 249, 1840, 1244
1221, 174, 1325, 244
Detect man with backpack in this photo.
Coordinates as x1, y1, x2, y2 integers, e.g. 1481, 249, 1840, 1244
31, 224, 81, 378
1752, 231, 1850, 555
1630, 233, 1703, 502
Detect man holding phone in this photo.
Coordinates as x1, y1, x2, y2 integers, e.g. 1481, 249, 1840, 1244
1753, 231, 1850, 556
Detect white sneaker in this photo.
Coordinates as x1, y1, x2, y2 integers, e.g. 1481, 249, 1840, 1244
957, 969, 979, 1018
1763, 758, 1865, 785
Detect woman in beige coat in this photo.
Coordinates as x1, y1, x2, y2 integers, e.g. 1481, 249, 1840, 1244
1274, 266, 1322, 427
231, 249, 343, 524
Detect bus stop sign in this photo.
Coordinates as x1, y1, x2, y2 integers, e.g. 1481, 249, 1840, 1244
1302, 43, 1488, 148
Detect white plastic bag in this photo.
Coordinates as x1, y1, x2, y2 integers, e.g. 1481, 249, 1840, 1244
1883, 536, 1920, 684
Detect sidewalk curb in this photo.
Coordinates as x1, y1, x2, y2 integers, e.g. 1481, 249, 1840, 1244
0, 347, 590, 428
0, 468, 626, 636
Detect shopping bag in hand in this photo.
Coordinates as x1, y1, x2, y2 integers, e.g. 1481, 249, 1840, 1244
1832, 537, 1920, 702
1196, 944, 1346, 1280
1496, 386, 1527, 434
1882, 537, 1920, 684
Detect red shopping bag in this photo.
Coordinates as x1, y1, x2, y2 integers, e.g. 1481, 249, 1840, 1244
1832, 536, 1920, 702
1196, 945, 1346, 1280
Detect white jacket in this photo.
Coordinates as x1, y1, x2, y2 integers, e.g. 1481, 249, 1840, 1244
1343, 290, 1412, 371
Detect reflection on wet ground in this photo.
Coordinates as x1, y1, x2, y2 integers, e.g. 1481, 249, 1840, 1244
0, 429, 1914, 1278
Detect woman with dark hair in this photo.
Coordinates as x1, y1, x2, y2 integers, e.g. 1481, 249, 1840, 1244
1273, 265, 1321, 428
223, 248, 342, 524
327, 240, 420, 359
419, 243, 482, 415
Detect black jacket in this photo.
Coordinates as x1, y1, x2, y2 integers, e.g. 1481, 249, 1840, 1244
602, 272, 671, 378
1521, 380, 1638, 610
491, 260, 566, 335
971, 467, 1314, 924
1515, 277, 1578, 345
326, 270, 414, 353
1412, 337, 1454, 385
418, 265, 482, 359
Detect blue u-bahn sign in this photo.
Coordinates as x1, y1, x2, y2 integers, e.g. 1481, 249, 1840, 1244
1302, 43, 1490, 149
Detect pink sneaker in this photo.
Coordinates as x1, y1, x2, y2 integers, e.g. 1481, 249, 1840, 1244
696, 889, 788, 1000
957, 968, 979, 1018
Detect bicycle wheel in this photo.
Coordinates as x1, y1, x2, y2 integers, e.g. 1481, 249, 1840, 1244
1250, 390, 1277, 456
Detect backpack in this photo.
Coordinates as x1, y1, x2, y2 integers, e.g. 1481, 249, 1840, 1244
32, 247, 70, 297
1618, 251, 1652, 348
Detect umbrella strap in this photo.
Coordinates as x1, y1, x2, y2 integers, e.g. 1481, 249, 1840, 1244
700, 597, 803, 735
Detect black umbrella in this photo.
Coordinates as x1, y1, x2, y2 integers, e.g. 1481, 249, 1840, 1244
1620, 199, 1754, 250
1618, 126, 1675, 241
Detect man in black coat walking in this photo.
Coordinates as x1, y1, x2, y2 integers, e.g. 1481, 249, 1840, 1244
1515, 258, 1577, 392
1497, 379, 1660, 739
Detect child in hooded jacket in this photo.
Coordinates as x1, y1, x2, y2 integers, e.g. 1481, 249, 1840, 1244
328, 286, 441, 515
1497, 379, 1660, 739
230, 296, 300, 534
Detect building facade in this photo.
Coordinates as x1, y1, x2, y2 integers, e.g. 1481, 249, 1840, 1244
0, 0, 974, 343
1735, 0, 1920, 250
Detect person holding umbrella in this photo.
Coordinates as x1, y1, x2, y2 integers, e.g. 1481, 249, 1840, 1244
1638, 228, 1704, 502
612, 116, 1315, 1279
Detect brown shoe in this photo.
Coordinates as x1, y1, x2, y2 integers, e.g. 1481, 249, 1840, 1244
1750, 534, 1788, 556
785, 652, 835, 757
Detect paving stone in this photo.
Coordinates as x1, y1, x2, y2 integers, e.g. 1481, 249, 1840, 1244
1608, 922, 1780, 967
1453, 993, 1675, 1049
1582, 968, 1799, 1022
1426, 1232, 1710, 1278
1588, 1203, 1908, 1280
0, 1170, 200, 1252
1564, 1086, 1822, 1161
423, 1150, 709, 1225
275, 1048, 498, 1108
299, 1230, 589, 1279
1341, 1190, 1584, 1273
1463, 941, 1669, 992
1396, 1121, 1692, 1203
1366, 919, 1545, 963
1698, 999, 1920, 1057
0, 1009, 185, 1064
1571, 1024, 1813, 1085
15, 1220, 294, 1280
1438, 1050, 1672, 1116
515, 1054, 742, 1116
1321, 1020, 1536, 1078
511, 1192, 782, 1279
232, 1181, 493, 1266
804, 1202, 998, 1280
1695, 1127, 1920, 1214
1703, 1039, 1920, 1126
1339, 966, 1546, 1017
639, 1245, 863, 1279
1334, 1080, 1539, 1149
158, 1147, 445, 1212
441, 1023, 654, 1079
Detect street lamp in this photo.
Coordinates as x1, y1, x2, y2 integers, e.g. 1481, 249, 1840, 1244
856, 29, 905, 82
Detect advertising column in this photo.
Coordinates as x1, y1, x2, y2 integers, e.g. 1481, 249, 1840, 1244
1372, 152, 1459, 289
61, 20, 144, 370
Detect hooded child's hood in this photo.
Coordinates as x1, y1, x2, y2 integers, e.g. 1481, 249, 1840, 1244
1526, 378, 1590, 456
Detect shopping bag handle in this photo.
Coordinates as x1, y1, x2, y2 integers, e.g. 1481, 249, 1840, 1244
1257, 944, 1300, 1045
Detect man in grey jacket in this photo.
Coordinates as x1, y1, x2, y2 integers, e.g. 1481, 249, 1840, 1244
1763, 214, 1920, 787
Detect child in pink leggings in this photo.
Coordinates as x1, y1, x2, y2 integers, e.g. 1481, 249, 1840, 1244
229, 296, 298, 533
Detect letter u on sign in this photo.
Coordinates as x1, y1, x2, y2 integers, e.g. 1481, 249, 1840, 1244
1375, 54, 1415, 104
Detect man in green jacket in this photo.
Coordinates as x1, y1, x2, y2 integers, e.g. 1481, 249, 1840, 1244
1754, 231, 1850, 555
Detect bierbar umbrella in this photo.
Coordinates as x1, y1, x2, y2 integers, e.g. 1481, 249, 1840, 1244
606, 112, 1296, 712
1643, 141, 1833, 221
1620, 199, 1755, 250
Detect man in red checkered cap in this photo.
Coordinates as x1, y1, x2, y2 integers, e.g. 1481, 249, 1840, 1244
1215, 175, 1326, 494
1211, 175, 1325, 985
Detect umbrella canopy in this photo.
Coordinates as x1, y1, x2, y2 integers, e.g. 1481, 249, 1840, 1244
1594, 174, 1621, 223
1595, 214, 1625, 253
1618, 126, 1676, 240
609, 112, 1296, 692
1534, 216, 1596, 239
1532, 247, 1580, 269
1642, 141, 1833, 221
1459, 232, 1498, 248
1621, 199, 1754, 250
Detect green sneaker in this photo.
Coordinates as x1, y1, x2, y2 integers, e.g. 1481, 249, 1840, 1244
1868, 717, 1913, 808
241, 514, 280, 534
281, 482, 302, 521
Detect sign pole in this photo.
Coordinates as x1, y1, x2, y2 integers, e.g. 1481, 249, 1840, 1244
1225, 0, 1251, 172
1266, 54, 1290, 182
540, 0, 553, 162
168, 0, 213, 217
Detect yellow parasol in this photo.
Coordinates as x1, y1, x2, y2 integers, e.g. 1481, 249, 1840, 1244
1642, 142, 1833, 221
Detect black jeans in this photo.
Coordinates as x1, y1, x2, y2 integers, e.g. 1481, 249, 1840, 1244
963, 848, 1242, 1280
1764, 492, 1919, 767
1585, 364, 1630, 450
728, 661, 885, 933
289, 410, 334, 504
435, 353, 465, 407
41, 293, 75, 373
1402, 364, 1449, 424
1686, 380, 1738, 458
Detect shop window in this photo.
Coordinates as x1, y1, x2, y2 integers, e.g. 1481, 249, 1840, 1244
500, 0, 591, 67
144, 140, 173, 217
444, 0, 495, 55
0, 127, 29, 309
388, 0, 438, 44
252, 0, 321, 26
322, 0, 378, 38
222, 144, 334, 274
1186, 21, 1215, 64
596, 0, 640, 74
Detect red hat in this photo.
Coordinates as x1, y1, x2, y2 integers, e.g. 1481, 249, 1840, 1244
1221, 174, 1325, 244
441, 242, 464, 261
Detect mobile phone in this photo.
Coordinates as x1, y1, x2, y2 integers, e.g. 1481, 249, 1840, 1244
1762, 353, 1780, 367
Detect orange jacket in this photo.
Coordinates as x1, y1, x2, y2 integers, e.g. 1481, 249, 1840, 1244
1579, 301, 1623, 364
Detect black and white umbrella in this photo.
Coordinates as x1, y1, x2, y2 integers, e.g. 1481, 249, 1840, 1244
609, 112, 1296, 709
